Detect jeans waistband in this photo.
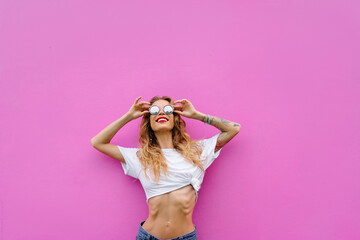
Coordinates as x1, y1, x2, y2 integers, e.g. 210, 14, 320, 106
137, 220, 197, 240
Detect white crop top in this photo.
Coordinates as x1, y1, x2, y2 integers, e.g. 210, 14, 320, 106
117, 133, 222, 205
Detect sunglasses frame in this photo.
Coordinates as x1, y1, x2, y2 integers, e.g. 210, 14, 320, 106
149, 104, 174, 115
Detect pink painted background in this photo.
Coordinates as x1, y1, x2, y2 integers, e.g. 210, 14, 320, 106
1, 0, 359, 239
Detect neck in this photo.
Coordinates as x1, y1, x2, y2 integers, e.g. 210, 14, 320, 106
154, 131, 174, 149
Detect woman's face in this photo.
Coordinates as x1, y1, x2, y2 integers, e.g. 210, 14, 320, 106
149, 99, 175, 132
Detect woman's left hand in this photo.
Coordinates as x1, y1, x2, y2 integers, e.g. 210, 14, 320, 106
173, 99, 198, 118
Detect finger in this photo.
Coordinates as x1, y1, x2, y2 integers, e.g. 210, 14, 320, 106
174, 110, 183, 115
139, 101, 150, 105
134, 96, 142, 104
176, 99, 189, 104
174, 99, 186, 103
141, 110, 150, 116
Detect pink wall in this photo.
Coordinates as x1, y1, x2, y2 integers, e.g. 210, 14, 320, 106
1, 0, 359, 239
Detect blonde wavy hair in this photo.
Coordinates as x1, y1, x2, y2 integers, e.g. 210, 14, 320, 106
136, 96, 205, 183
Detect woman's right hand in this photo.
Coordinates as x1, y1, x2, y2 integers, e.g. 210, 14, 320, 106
126, 96, 150, 120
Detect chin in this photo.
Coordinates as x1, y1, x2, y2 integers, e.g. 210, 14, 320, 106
152, 125, 174, 132
151, 122, 173, 131
154, 127, 173, 132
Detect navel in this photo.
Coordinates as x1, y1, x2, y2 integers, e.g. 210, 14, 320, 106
166, 220, 171, 227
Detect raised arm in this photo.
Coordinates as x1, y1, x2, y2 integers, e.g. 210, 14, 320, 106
91, 96, 150, 162
173, 99, 241, 153
194, 112, 240, 152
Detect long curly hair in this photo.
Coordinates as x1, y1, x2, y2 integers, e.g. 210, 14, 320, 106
136, 96, 205, 183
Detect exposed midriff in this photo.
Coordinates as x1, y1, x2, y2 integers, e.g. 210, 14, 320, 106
141, 184, 196, 239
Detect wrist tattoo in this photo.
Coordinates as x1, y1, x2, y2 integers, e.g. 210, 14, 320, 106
202, 114, 211, 125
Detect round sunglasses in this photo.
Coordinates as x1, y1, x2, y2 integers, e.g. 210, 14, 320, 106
149, 104, 174, 115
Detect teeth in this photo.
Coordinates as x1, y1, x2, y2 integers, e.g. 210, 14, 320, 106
157, 118, 167, 122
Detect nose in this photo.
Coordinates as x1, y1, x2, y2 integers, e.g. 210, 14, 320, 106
158, 107, 166, 115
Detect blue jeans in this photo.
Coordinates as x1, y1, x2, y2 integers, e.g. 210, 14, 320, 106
136, 220, 198, 240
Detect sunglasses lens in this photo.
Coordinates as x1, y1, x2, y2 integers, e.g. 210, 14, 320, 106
149, 106, 160, 115
164, 105, 174, 114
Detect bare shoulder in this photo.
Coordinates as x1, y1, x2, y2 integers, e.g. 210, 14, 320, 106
215, 130, 240, 153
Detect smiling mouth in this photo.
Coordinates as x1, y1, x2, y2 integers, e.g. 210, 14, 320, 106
156, 117, 168, 123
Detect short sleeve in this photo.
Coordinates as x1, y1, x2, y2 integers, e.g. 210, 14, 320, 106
116, 146, 142, 179
199, 133, 223, 170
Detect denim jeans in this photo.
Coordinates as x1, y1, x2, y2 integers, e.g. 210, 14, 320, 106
136, 220, 198, 240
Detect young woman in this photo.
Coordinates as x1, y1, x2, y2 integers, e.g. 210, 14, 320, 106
91, 96, 241, 240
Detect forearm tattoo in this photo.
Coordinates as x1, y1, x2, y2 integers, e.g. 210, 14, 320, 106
201, 114, 239, 132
